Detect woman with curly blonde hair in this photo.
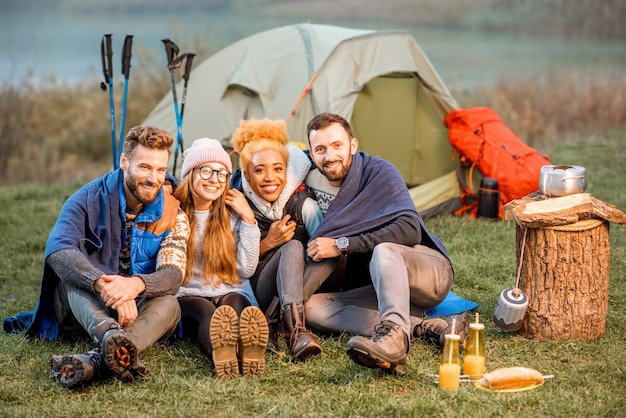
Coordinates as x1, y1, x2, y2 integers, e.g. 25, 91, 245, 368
231, 118, 322, 361
173, 138, 268, 379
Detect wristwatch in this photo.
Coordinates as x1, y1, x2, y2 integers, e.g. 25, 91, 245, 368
335, 237, 349, 256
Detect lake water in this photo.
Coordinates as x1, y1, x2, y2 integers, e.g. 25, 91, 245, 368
1, 7, 625, 89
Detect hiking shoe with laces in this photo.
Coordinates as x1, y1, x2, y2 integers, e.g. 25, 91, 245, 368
239, 306, 269, 377
346, 320, 409, 375
92, 320, 138, 377
50, 348, 106, 389
210, 305, 240, 379
413, 313, 469, 347
282, 302, 322, 361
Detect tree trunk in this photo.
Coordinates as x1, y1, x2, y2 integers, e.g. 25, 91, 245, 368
516, 219, 610, 341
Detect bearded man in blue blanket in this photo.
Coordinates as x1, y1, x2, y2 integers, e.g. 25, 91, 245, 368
3, 126, 190, 388
303, 112, 469, 374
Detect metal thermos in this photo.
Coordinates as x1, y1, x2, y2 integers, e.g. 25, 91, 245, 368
477, 177, 500, 218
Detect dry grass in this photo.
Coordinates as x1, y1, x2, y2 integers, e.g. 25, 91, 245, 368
2, 69, 625, 186
451, 72, 626, 148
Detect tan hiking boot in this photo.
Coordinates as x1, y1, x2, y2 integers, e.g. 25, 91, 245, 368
210, 305, 240, 379
239, 306, 269, 377
346, 320, 409, 375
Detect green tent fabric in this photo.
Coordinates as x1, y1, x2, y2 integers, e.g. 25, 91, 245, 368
143, 23, 463, 216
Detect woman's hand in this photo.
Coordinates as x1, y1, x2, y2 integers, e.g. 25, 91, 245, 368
260, 215, 296, 256
225, 188, 256, 224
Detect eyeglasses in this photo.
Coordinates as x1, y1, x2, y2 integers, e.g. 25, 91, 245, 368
196, 167, 231, 183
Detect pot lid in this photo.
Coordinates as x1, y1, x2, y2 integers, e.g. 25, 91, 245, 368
540, 165, 585, 175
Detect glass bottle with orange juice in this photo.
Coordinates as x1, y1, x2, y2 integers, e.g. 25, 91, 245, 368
438, 333, 461, 391
463, 323, 486, 379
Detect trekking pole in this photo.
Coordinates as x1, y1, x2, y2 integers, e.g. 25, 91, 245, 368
117, 34, 133, 162
161, 39, 183, 176
170, 52, 196, 174
179, 52, 196, 128
100, 34, 117, 169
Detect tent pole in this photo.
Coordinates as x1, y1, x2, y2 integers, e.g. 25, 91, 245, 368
286, 73, 318, 123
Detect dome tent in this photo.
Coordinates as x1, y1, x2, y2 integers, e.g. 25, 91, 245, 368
143, 23, 464, 216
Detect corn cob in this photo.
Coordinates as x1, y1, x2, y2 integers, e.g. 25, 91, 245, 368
476, 367, 544, 390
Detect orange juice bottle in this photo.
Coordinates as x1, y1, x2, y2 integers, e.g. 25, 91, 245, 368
438, 334, 461, 391
463, 323, 486, 379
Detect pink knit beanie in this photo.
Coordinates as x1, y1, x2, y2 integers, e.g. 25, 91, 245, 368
181, 138, 233, 178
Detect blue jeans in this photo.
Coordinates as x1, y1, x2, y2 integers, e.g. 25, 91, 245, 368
304, 243, 453, 337
53, 280, 180, 353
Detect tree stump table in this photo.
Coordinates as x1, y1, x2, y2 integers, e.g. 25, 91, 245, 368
504, 192, 626, 341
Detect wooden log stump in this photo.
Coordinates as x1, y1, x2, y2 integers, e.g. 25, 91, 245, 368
516, 218, 610, 341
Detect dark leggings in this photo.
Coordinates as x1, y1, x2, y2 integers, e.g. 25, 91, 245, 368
178, 293, 251, 360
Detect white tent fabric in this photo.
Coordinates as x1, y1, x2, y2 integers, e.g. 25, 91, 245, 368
144, 23, 464, 215
144, 22, 457, 146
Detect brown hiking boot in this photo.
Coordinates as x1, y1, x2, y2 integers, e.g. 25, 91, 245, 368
413, 313, 469, 347
210, 305, 240, 379
50, 348, 106, 389
264, 297, 281, 352
282, 302, 321, 361
346, 320, 409, 375
239, 306, 269, 377
92, 320, 138, 377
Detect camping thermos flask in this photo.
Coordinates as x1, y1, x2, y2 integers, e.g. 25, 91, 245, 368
477, 177, 500, 218
492, 287, 529, 331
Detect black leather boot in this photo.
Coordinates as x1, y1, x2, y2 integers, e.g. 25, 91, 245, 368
92, 319, 138, 376
282, 302, 321, 361
265, 297, 281, 352
50, 348, 107, 389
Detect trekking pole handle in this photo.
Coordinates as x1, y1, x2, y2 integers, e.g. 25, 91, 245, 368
105, 34, 113, 80
161, 38, 180, 66
182, 52, 196, 82
100, 34, 113, 83
121, 35, 134, 79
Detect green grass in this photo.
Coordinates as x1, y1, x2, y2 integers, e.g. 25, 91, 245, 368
1, 132, 625, 417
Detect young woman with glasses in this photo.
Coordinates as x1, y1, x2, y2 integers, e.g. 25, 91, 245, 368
172, 138, 268, 379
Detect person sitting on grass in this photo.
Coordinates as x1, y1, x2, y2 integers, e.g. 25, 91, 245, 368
3, 126, 190, 389
172, 138, 268, 379
230, 118, 322, 361
302, 113, 468, 375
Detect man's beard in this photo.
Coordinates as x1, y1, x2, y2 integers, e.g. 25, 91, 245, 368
320, 153, 352, 183
125, 172, 160, 206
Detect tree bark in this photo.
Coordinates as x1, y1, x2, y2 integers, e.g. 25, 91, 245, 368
516, 219, 610, 341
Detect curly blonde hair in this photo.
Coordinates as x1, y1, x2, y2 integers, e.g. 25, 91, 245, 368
231, 118, 290, 170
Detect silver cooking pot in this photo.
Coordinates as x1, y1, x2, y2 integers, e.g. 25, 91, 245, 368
539, 165, 587, 197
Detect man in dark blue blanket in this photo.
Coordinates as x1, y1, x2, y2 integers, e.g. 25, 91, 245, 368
303, 113, 467, 374
3, 126, 190, 388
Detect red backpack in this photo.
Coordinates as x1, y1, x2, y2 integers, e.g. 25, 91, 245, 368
444, 107, 550, 218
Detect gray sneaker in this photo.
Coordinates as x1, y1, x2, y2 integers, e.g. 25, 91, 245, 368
413, 313, 469, 347
346, 321, 409, 375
